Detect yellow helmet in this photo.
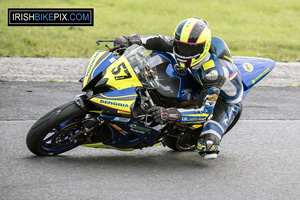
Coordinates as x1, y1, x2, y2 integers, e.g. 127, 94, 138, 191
173, 18, 211, 68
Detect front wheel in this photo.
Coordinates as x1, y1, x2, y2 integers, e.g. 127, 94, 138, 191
26, 101, 88, 156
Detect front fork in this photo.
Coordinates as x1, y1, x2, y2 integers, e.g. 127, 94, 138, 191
74, 94, 95, 111
72, 94, 104, 142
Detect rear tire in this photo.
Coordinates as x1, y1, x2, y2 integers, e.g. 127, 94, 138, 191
26, 101, 88, 156
163, 132, 198, 152
162, 135, 179, 151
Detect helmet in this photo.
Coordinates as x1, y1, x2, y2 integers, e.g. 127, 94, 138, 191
173, 18, 211, 68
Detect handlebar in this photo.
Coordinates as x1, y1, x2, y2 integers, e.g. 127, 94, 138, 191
108, 45, 122, 52
95, 40, 126, 53
95, 39, 115, 46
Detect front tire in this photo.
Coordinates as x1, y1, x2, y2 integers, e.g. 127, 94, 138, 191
26, 101, 88, 156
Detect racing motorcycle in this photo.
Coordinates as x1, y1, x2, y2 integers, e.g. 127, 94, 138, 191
26, 41, 275, 156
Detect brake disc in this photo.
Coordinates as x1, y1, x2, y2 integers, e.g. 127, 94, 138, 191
51, 122, 82, 148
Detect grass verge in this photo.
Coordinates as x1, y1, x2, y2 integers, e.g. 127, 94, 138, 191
0, 0, 299, 61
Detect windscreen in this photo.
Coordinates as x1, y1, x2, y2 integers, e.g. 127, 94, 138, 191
123, 45, 159, 88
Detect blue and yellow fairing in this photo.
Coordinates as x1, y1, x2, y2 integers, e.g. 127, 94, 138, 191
82, 50, 144, 116
83, 50, 143, 90
82, 50, 115, 89
89, 87, 137, 115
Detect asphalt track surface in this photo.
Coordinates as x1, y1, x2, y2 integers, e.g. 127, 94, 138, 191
1, 81, 300, 200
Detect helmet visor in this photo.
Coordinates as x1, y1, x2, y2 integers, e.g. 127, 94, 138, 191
173, 39, 205, 59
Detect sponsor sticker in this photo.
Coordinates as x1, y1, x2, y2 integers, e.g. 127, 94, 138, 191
109, 57, 116, 63
86, 52, 99, 77
128, 123, 151, 134
243, 63, 253, 72
100, 100, 129, 108
205, 69, 219, 81
251, 68, 271, 84
113, 117, 131, 123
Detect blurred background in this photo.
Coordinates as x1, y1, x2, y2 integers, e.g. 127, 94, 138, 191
0, 0, 299, 61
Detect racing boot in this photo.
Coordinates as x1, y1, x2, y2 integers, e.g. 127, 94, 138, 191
196, 132, 221, 159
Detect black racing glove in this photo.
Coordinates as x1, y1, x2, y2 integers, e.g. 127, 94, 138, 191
147, 106, 181, 124
114, 34, 141, 48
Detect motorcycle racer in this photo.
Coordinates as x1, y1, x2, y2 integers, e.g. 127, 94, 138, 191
114, 18, 243, 159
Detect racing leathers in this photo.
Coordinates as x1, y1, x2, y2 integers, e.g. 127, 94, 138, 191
118, 34, 243, 159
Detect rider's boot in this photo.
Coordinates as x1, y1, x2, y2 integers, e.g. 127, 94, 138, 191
196, 132, 221, 159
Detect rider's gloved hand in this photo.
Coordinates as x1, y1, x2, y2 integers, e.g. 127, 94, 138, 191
196, 133, 221, 159
114, 34, 141, 47
147, 106, 181, 124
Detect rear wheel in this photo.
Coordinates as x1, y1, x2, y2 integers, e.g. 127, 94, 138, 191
163, 131, 199, 152
163, 104, 243, 151
26, 101, 88, 156
162, 134, 179, 151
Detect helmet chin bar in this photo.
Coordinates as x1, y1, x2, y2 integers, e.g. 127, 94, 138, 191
191, 52, 211, 69
174, 52, 211, 69
173, 51, 201, 60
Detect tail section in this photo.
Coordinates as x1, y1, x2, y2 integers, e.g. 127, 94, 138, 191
233, 56, 276, 98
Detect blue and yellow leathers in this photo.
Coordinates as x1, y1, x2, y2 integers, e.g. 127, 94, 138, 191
177, 37, 243, 157
141, 35, 243, 157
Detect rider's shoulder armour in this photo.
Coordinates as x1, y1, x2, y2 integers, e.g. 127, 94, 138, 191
199, 55, 226, 89
210, 37, 233, 64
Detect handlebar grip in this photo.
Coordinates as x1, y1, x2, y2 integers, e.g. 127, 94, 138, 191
109, 45, 121, 52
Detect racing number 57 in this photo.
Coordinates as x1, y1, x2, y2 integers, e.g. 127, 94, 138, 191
111, 62, 132, 80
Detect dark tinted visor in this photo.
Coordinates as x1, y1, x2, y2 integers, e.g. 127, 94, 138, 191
174, 40, 205, 58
